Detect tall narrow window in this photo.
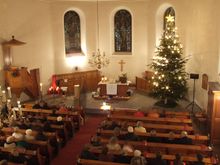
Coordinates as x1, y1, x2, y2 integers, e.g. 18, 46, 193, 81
164, 7, 175, 30
114, 9, 132, 53
64, 11, 82, 56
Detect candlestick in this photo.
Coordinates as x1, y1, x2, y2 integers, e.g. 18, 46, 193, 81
7, 87, 12, 98
40, 83, 43, 92
18, 104, 22, 116
2, 90, 6, 103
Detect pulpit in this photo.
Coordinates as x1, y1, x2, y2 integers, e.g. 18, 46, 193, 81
98, 82, 129, 97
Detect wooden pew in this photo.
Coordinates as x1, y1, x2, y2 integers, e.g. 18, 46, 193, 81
78, 159, 128, 165
110, 108, 190, 118
103, 119, 194, 134
100, 138, 213, 156
2, 127, 56, 138
108, 115, 192, 125
88, 147, 215, 164
0, 146, 36, 156
99, 129, 209, 144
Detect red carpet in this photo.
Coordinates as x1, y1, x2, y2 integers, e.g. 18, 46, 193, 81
51, 115, 104, 165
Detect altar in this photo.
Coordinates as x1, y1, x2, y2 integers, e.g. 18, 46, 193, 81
98, 82, 129, 97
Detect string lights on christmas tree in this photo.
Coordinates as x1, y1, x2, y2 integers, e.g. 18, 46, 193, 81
150, 15, 188, 107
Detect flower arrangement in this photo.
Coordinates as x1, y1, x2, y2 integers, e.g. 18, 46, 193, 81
119, 73, 127, 83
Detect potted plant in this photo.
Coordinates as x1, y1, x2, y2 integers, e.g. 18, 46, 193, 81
119, 73, 127, 83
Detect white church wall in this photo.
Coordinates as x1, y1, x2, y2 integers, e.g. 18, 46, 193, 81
50, 1, 149, 82
0, 0, 55, 99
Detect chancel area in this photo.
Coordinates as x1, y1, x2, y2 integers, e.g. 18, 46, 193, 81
0, 0, 220, 164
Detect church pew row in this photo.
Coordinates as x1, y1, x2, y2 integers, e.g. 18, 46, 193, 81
110, 108, 190, 118
2, 127, 56, 138
20, 108, 82, 130
87, 147, 216, 164
108, 114, 192, 125
0, 146, 46, 165
100, 138, 213, 156
0, 135, 54, 162
78, 159, 128, 165
98, 129, 209, 144
104, 119, 194, 134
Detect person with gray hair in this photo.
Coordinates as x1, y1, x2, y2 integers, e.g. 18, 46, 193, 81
130, 150, 147, 165
106, 136, 121, 152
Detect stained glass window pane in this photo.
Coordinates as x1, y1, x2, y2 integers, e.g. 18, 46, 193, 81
164, 7, 175, 30
64, 11, 82, 56
114, 10, 132, 53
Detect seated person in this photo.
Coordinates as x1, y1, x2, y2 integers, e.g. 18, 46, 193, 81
134, 110, 145, 117
134, 121, 146, 133
15, 134, 28, 149
8, 150, 27, 164
32, 100, 50, 109
170, 153, 186, 165
147, 130, 161, 142
56, 116, 64, 125
100, 118, 119, 130
120, 121, 128, 131
25, 129, 35, 141
79, 144, 98, 160
122, 141, 134, 154
58, 105, 69, 113
148, 152, 167, 165
130, 150, 147, 165
147, 111, 160, 118
113, 127, 125, 140
106, 136, 121, 152
90, 135, 102, 147
12, 127, 23, 140
4, 136, 16, 149
124, 126, 139, 141
177, 131, 192, 145
43, 121, 53, 132
163, 131, 178, 144
36, 130, 47, 141
32, 100, 41, 109
98, 146, 115, 162
193, 153, 205, 165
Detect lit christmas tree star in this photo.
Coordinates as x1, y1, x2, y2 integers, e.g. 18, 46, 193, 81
166, 15, 175, 23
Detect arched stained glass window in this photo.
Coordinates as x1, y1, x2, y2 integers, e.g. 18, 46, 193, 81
114, 9, 132, 53
164, 7, 175, 30
64, 10, 82, 56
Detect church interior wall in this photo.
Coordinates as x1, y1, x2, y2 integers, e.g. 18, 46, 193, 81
0, 0, 219, 109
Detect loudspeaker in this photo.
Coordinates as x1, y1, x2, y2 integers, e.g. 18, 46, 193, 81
190, 73, 199, 79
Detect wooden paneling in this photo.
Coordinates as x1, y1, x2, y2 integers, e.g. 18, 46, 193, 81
5, 67, 40, 98
55, 70, 101, 94
136, 70, 153, 93
207, 82, 220, 144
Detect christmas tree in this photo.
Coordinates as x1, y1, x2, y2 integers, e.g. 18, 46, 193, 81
150, 15, 188, 107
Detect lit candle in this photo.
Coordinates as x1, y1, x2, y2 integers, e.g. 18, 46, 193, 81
18, 104, 22, 116
7, 99, 11, 109
40, 83, 43, 92
17, 100, 20, 106
7, 87, 12, 98
12, 109, 17, 120
2, 90, 6, 103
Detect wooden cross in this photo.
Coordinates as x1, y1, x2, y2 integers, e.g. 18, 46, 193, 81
118, 60, 125, 72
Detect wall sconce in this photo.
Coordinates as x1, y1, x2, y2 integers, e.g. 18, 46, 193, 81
74, 66, 78, 71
